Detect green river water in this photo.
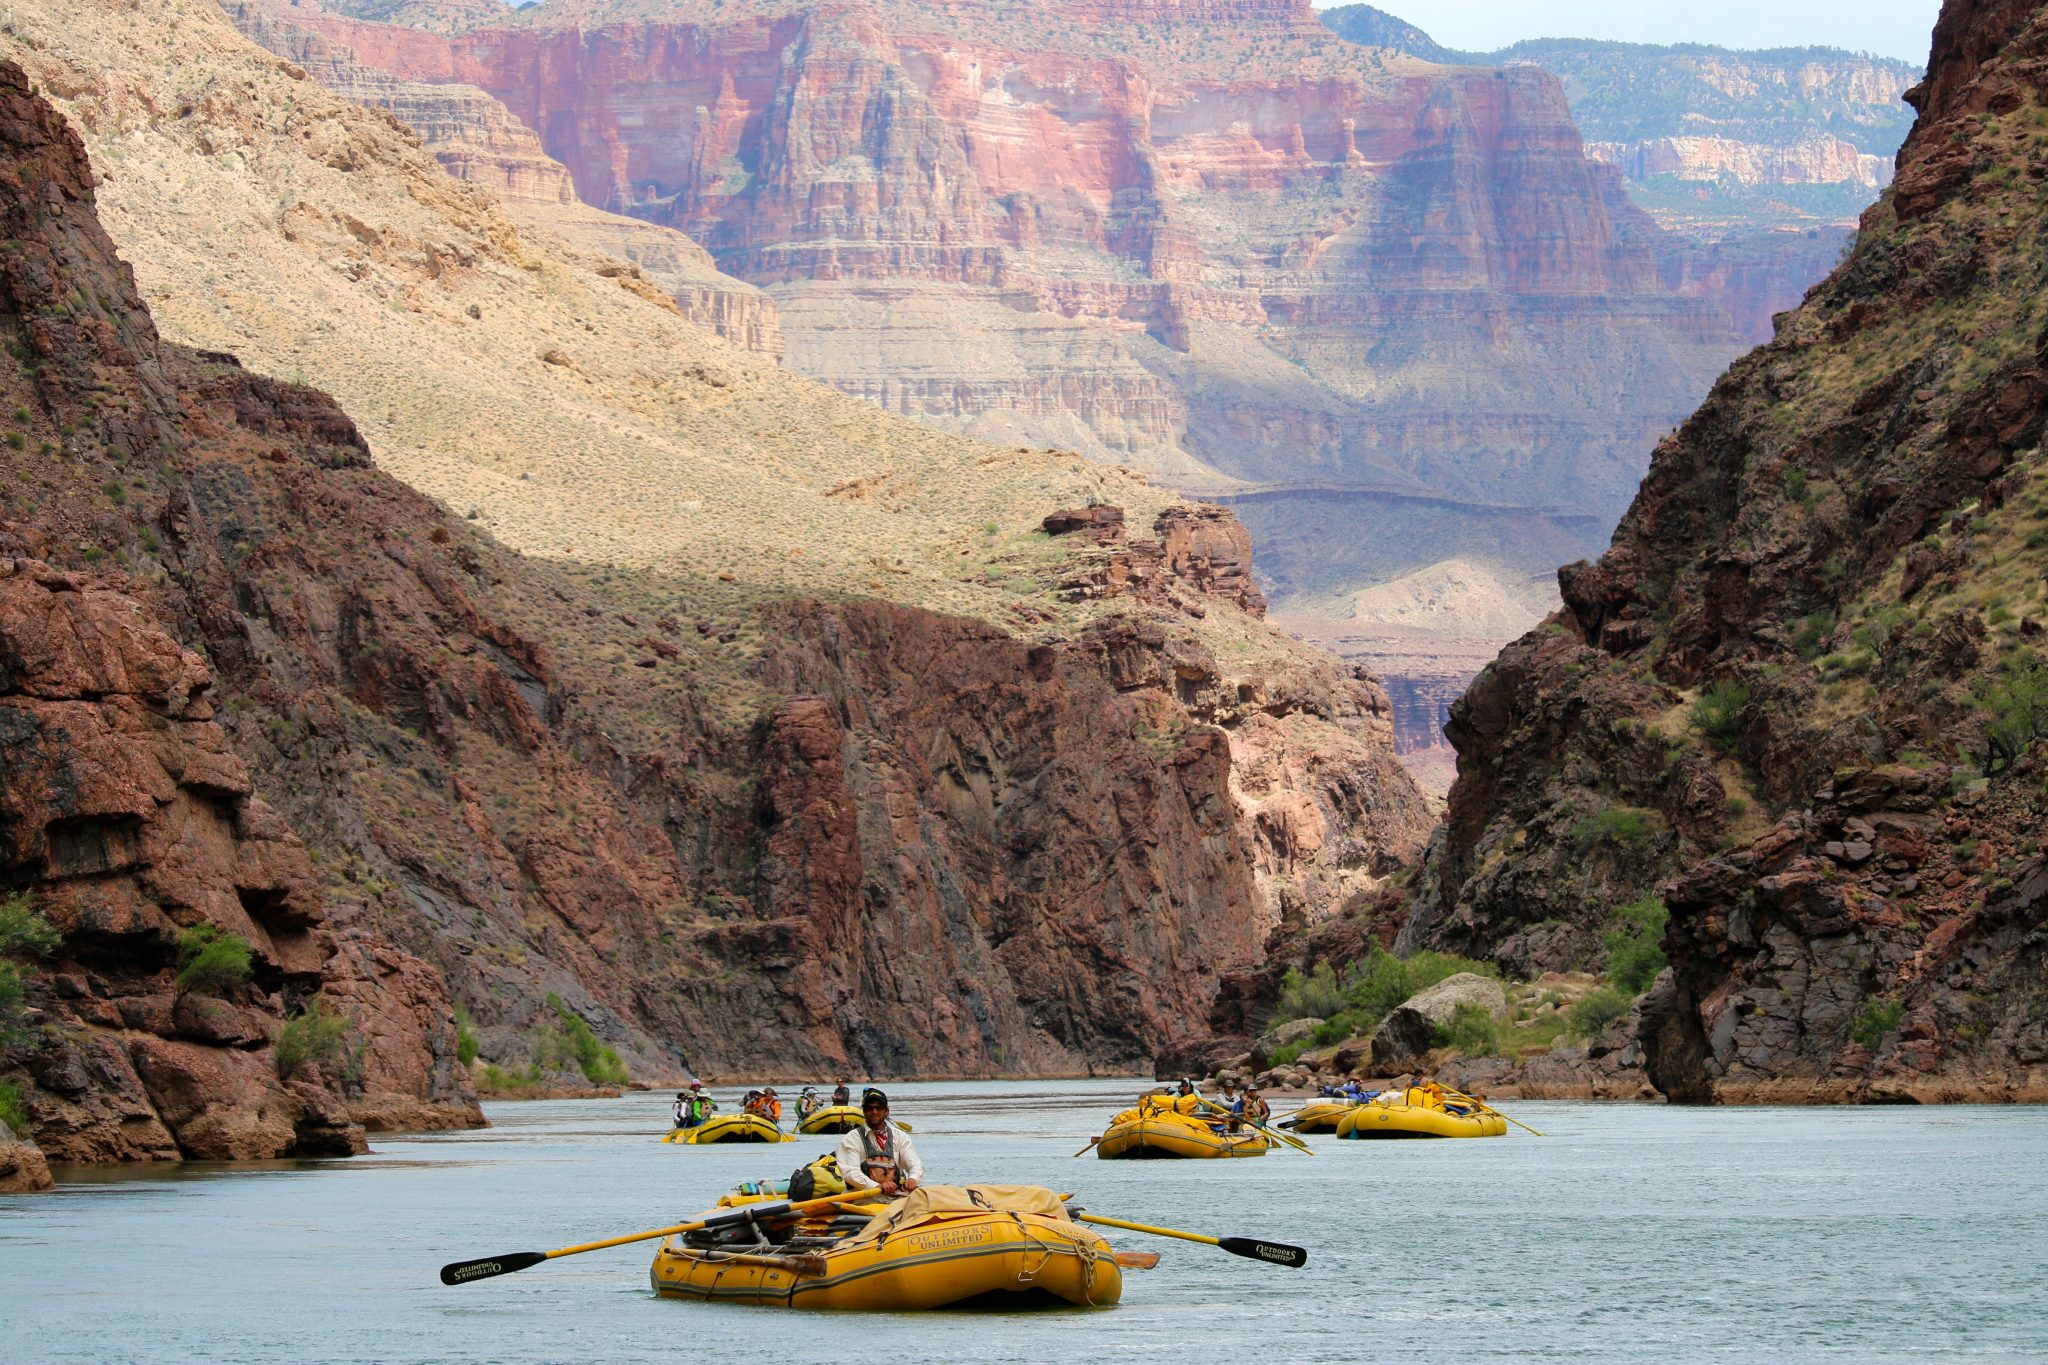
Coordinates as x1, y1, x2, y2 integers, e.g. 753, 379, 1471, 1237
2, 1080, 2044, 1361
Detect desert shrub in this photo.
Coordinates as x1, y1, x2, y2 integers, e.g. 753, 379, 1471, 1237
1850, 997, 1904, 1051
455, 1008, 481, 1067
0, 1079, 28, 1136
1268, 1042, 1305, 1068
1565, 987, 1633, 1040
536, 993, 628, 1084
1783, 467, 1807, 502
1434, 1002, 1503, 1057
0, 892, 61, 1048
1573, 805, 1658, 850
173, 924, 253, 999
1343, 948, 1494, 1028
1979, 656, 2048, 777
1271, 963, 1345, 1022
1692, 681, 1751, 750
1604, 896, 1669, 996
275, 997, 351, 1080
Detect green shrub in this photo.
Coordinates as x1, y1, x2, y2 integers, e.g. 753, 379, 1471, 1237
0, 1079, 28, 1136
1566, 987, 1633, 1040
275, 996, 351, 1080
1268, 1042, 1305, 1068
537, 993, 628, 1084
1979, 656, 2048, 777
1794, 609, 1843, 658
1692, 681, 1751, 750
173, 924, 254, 999
1604, 896, 1669, 996
1850, 997, 1904, 1051
1573, 805, 1658, 850
455, 1008, 481, 1067
0, 892, 60, 1048
1343, 948, 1494, 1029
1271, 963, 1346, 1022
100, 479, 125, 504
1434, 1002, 1502, 1057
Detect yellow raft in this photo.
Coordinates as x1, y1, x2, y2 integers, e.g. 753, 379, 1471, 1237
650, 1184, 1122, 1310
664, 1113, 794, 1144
790, 1104, 914, 1135
1096, 1106, 1269, 1159
1281, 1099, 1358, 1133
1335, 1100, 1506, 1140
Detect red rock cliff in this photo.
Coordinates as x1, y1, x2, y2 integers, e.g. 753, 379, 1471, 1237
242, 0, 1746, 635
1405, 0, 2048, 1104
0, 47, 1427, 1095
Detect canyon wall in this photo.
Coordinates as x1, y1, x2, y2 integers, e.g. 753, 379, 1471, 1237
1321, 7, 1922, 345
1406, 0, 2048, 1103
0, 58, 479, 1158
1, 0, 1434, 1120
239, 0, 1746, 699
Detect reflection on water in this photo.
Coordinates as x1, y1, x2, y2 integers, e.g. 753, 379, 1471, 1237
4, 1080, 2045, 1362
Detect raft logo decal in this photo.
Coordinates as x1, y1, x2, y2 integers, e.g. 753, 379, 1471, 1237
450, 1262, 500, 1282
907, 1226, 992, 1253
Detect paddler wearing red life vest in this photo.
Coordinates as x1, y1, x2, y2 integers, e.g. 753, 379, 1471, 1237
834, 1087, 924, 1197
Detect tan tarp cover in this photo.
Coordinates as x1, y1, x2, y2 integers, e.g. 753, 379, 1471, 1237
844, 1184, 1070, 1247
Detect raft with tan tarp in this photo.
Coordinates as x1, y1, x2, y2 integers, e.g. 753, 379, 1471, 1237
1335, 1097, 1506, 1139
650, 1184, 1124, 1309
664, 1113, 794, 1144
1095, 1102, 1269, 1159
1280, 1098, 1359, 1133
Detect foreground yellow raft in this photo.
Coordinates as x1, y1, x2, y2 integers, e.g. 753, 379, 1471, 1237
664, 1113, 794, 1144
1097, 1107, 1269, 1159
1282, 1099, 1359, 1133
651, 1185, 1122, 1310
1336, 1101, 1506, 1140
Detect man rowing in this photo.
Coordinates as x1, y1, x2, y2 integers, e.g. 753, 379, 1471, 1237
835, 1088, 923, 1198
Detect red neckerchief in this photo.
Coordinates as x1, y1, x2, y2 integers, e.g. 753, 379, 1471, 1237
870, 1120, 891, 1151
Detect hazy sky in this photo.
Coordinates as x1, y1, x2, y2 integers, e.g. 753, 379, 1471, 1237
1324, 1, 1945, 66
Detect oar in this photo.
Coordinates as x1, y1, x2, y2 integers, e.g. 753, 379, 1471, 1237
438, 1191, 870, 1286
1198, 1098, 1314, 1155
1073, 1133, 1104, 1158
1072, 1212, 1307, 1268
1444, 1087, 1546, 1137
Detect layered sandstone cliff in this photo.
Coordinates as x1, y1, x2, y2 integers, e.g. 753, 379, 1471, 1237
1321, 7, 1921, 346
0, 2, 1432, 1094
0, 60, 479, 1158
238, 0, 1747, 660
1406, 0, 2048, 1103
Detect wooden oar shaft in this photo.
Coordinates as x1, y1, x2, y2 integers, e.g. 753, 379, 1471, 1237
1442, 1087, 1546, 1137
1074, 1212, 1219, 1246
439, 1191, 869, 1285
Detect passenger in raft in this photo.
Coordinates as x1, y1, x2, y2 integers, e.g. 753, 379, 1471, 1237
797, 1087, 823, 1122
676, 1081, 714, 1129
831, 1078, 851, 1107
837, 1088, 923, 1198
1241, 1087, 1271, 1126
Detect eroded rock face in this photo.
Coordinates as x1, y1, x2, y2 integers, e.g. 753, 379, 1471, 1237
239, 0, 1747, 625
0, 49, 1430, 1091
1409, 0, 2048, 1103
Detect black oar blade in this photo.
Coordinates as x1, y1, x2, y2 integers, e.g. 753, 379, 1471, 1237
440, 1250, 547, 1286
1217, 1236, 1308, 1269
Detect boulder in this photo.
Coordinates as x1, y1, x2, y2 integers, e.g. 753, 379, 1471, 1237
0, 1122, 53, 1193
1251, 1017, 1322, 1069
1371, 973, 1508, 1070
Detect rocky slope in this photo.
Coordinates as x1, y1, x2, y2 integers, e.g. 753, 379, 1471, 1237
1407, 0, 2048, 1103
234, 0, 1747, 682
0, 1, 1432, 1095
1321, 7, 1921, 345
0, 58, 479, 1160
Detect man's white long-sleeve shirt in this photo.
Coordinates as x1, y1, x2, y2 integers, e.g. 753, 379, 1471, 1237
835, 1120, 924, 1190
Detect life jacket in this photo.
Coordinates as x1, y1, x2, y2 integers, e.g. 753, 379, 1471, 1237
788, 1152, 847, 1201
766, 1097, 782, 1121
1243, 1097, 1271, 1123
857, 1122, 900, 1179
688, 1096, 714, 1124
